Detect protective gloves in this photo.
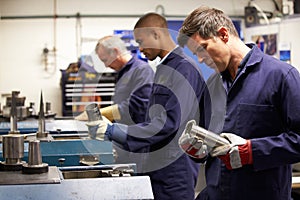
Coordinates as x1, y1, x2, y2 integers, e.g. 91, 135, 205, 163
85, 116, 112, 140
210, 133, 253, 170
100, 104, 121, 122
75, 104, 121, 122
178, 129, 208, 159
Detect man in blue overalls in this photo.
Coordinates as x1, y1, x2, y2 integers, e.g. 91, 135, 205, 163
178, 6, 300, 200
88, 13, 209, 200
76, 35, 154, 164
94, 35, 154, 125
76, 35, 154, 124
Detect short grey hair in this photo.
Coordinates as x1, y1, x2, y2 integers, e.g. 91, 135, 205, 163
95, 35, 129, 55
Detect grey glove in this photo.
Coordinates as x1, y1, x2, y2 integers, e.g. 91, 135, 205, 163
85, 116, 112, 140
210, 133, 246, 157
210, 133, 252, 170
178, 129, 208, 159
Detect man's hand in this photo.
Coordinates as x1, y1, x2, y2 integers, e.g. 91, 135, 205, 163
179, 130, 208, 159
210, 133, 253, 170
86, 116, 112, 140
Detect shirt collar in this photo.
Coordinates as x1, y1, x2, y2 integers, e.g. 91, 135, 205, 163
157, 45, 179, 65
220, 45, 254, 90
117, 55, 134, 81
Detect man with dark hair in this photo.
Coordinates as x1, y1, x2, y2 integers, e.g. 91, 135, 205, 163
86, 12, 209, 199
178, 6, 300, 200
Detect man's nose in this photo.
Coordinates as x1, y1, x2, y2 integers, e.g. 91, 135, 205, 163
139, 46, 144, 52
197, 56, 204, 63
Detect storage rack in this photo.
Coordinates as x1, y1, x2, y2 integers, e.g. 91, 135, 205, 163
60, 70, 117, 116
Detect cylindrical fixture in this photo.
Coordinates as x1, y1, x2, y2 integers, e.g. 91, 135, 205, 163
28, 140, 42, 166
22, 140, 48, 174
10, 91, 19, 132
2, 135, 24, 164
10, 112, 18, 132
37, 116, 46, 134
86, 103, 102, 121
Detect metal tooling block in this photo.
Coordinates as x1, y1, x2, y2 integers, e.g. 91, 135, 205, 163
0, 176, 154, 200
0, 165, 153, 200
0, 166, 61, 185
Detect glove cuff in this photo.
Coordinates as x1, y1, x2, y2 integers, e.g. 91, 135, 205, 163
100, 104, 121, 122
105, 123, 113, 139
181, 143, 208, 159
238, 139, 253, 165
107, 123, 128, 145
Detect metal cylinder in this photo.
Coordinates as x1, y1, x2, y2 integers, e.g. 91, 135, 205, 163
2, 135, 24, 164
10, 91, 19, 132
28, 140, 42, 166
22, 140, 48, 174
183, 120, 230, 148
85, 103, 102, 121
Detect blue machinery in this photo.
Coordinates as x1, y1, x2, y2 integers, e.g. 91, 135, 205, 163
0, 121, 153, 200
0, 92, 153, 200
0, 119, 115, 166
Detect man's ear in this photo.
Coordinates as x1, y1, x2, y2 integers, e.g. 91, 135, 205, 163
217, 27, 229, 43
152, 29, 160, 40
112, 47, 119, 55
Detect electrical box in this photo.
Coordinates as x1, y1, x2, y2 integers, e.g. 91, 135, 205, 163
244, 6, 259, 27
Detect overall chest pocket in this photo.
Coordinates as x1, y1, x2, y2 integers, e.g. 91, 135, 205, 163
151, 86, 171, 105
236, 103, 283, 138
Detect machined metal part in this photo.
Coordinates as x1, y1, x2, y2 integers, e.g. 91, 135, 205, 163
184, 120, 230, 147
0, 134, 25, 171
3, 91, 28, 121
0, 166, 60, 185
36, 91, 49, 139
2, 106, 28, 121
9, 91, 20, 134
59, 164, 135, 179
22, 140, 49, 174
79, 155, 100, 166
85, 103, 103, 139
85, 103, 102, 121
112, 165, 135, 177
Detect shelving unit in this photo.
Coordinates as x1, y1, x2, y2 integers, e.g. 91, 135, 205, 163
60, 70, 117, 116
